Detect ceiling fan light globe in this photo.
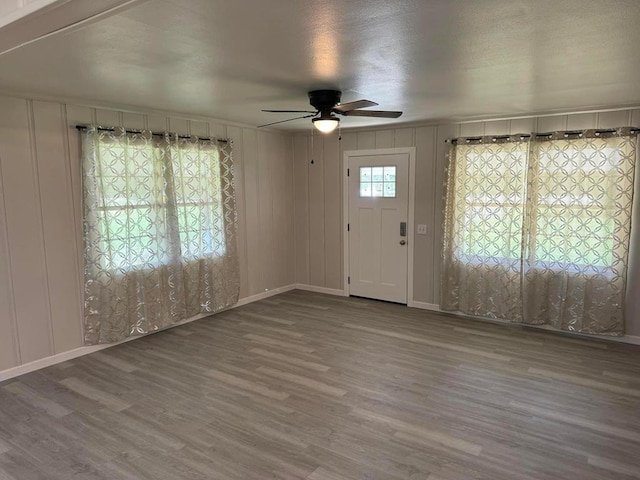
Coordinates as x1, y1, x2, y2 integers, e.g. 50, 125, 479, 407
313, 117, 339, 133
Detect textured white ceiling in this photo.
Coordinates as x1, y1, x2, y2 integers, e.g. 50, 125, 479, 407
0, 0, 639, 130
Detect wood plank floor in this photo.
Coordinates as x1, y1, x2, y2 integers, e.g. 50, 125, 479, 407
1, 290, 640, 479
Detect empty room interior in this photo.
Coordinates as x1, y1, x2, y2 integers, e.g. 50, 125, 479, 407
1, 0, 640, 479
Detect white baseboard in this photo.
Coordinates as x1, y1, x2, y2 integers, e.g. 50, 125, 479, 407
0, 312, 215, 382
294, 284, 348, 296
409, 301, 440, 311
615, 335, 640, 345
0, 343, 114, 383
4, 285, 637, 382
0, 284, 297, 382
235, 284, 296, 306
408, 301, 640, 346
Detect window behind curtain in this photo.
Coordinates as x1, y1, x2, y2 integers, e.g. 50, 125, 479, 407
93, 138, 169, 271
82, 127, 240, 345
454, 140, 527, 263
441, 130, 637, 335
171, 142, 226, 262
92, 135, 226, 272
527, 139, 624, 272
449, 136, 630, 272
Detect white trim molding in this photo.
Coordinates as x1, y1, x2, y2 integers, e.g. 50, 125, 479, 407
0, 284, 297, 382
410, 300, 640, 346
410, 301, 440, 311
342, 149, 349, 297
0, 342, 117, 383
294, 284, 348, 296
234, 284, 297, 306
4, 285, 637, 382
342, 147, 417, 304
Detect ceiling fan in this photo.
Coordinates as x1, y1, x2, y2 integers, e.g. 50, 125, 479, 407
258, 90, 403, 133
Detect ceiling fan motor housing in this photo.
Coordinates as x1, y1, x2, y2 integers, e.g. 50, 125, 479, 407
257, 90, 400, 128
308, 90, 342, 115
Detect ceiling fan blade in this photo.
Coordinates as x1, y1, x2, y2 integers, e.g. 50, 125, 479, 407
340, 110, 403, 118
262, 109, 317, 113
257, 114, 317, 128
333, 100, 378, 112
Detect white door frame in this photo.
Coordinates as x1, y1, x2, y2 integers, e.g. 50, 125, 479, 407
343, 147, 416, 306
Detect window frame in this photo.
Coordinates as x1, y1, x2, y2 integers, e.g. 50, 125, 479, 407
451, 138, 623, 277
93, 137, 227, 273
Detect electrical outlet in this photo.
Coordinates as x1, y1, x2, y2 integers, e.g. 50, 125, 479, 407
417, 224, 427, 235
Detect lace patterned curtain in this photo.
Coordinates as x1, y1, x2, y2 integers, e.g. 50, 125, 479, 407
441, 129, 637, 335
82, 127, 239, 345
523, 132, 637, 333
441, 136, 528, 321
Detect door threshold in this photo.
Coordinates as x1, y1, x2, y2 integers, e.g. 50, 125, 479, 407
349, 295, 407, 306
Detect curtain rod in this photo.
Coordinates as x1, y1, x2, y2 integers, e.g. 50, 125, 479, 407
75, 125, 228, 143
446, 127, 640, 144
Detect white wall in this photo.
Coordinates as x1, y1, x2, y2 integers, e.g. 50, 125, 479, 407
2, 98, 638, 375
293, 109, 640, 336
0, 94, 295, 372
0, 0, 50, 22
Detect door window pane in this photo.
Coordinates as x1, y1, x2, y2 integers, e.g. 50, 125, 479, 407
384, 182, 396, 197
371, 167, 384, 182
360, 165, 396, 198
384, 166, 396, 182
360, 182, 372, 197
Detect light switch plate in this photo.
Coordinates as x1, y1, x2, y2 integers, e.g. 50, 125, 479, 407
417, 224, 427, 235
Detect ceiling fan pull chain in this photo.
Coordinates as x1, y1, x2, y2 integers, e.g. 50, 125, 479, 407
310, 125, 314, 164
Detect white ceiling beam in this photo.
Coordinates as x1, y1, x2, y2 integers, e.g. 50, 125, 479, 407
0, 0, 148, 56
0, 1, 63, 29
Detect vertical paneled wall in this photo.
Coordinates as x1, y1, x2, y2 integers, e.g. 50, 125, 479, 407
294, 109, 640, 335
0, 94, 295, 372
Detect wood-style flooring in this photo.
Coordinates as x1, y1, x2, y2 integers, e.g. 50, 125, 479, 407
1, 290, 640, 479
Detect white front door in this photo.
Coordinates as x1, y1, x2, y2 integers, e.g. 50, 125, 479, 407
347, 150, 410, 303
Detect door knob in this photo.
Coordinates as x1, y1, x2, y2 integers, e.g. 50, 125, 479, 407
399, 240, 406, 245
